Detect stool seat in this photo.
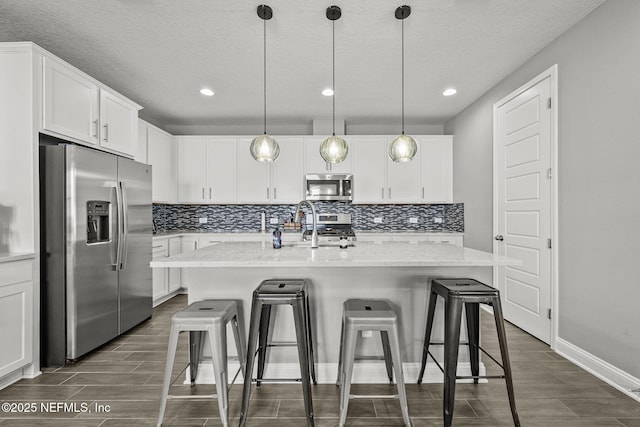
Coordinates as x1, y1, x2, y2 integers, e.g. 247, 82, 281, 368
157, 300, 245, 427
240, 279, 316, 427
417, 278, 520, 427
172, 300, 238, 325
337, 299, 411, 427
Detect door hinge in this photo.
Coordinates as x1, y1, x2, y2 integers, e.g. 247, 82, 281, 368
547, 97, 552, 109
547, 238, 552, 249
547, 168, 552, 179
547, 309, 552, 320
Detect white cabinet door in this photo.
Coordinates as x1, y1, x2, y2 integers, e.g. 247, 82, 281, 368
181, 237, 199, 253
177, 137, 207, 203
387, 140, 420, 203
198, 236, 226, 248
0, 260, 33, 378
42, 57, 99, 145
152, 242, 169, 302
351, 137, 387, 203
99, 90, 138, 157
420, 136, 453, 203
271, 137, 304, 204
135, 120, 149, 164
148, 127, 177, 203
237, 138, 271, 203
304, 136, 351, 173
168, 237, 181, 293
207, 138, 238, 203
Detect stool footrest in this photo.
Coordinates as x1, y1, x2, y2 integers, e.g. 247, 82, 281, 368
353, 355, 386, 361
456, 375, 506, 380
168, 394, 218, 400
253, 377, 302, 383
349, 394, 399, 399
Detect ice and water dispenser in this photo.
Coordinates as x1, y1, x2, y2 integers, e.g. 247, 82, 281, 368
86, 201, 111, 244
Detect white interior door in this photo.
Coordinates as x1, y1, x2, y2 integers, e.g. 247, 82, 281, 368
494, 74, 553, 343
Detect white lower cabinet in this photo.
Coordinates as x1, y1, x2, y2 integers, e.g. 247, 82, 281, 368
168, 238, 181, 293
0, 259, 34, 379
152, 237, 182, 305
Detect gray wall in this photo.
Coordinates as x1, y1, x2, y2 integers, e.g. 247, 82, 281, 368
445, 0, 640, 378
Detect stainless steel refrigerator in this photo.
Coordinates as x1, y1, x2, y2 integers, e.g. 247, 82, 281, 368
40, 144, 152, 366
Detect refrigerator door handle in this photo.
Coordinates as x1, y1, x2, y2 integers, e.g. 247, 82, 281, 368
120, 181, 129, 270
114, 181, 124, 270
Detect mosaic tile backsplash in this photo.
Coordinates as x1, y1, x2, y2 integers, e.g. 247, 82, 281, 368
153, 202, 463, 233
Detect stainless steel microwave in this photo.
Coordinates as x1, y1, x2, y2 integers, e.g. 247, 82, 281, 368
304, 173, 352, 201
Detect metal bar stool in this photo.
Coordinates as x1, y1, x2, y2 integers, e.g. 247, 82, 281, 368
239, 279, 317, 427
417, 278, 520, 427
157, 300, 246, 427
337, 299, 411, 427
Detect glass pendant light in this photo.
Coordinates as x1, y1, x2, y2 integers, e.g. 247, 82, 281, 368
250, 5, 280, 162
320, 5, 348, 164
389, 5, 417, 163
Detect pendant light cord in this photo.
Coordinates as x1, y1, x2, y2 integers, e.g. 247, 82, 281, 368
332, 19, 336, 136
263, 16, 267, 135
401, 16, 405, 135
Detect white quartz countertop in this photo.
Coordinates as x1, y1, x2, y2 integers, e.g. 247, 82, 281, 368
151, 240, 520, 268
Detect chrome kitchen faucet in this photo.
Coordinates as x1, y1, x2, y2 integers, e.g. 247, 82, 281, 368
295, 200, 318, 248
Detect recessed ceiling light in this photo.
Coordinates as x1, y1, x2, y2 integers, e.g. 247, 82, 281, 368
443, 88, 457, 97
200, 88, 214, 96
322, 88, 334, 96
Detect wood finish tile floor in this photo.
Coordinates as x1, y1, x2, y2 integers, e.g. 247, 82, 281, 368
1, 294, 639, 426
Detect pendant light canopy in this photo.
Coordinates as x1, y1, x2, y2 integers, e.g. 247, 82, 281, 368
389, 5, 417, 163
250, 5, 280, 162
320, 5, 348, 164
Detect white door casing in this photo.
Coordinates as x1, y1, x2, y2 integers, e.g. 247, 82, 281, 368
493, 65, 557, 345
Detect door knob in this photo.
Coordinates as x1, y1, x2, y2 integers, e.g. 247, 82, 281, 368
495, 235, 504, 241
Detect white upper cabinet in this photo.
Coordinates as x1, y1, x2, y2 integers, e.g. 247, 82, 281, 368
177, 137, 207, 202
42, 55, 140, 158
304, 136, 351, 174
43, 57, 99, 145
147, 124, 177, 203
99, 90, 138, 157
420, 136, 453, 203
352, 135, 452, 204
177, 137, 238, 203
206, 138, 238, 203
387, 141, 421, 203
135, 119, 149, 164
238, 137, 304, 204
237, 138, 271, 203
351, 137, 388, 203
271, 137, 304, 204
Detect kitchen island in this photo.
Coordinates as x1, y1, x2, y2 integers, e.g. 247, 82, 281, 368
151, 240, 520, 384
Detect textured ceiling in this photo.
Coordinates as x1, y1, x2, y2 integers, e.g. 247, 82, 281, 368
0, 0, 604, 133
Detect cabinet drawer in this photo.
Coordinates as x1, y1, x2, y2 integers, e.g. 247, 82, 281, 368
0, 260, 32, 287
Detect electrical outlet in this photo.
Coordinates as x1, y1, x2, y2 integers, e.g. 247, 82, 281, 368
434, 217, 443, 224
198, 217, 207, 224
409, 217, 418, 224
374, 217, 383, 224
269, 217, 278, 225
362, 331, 373, 338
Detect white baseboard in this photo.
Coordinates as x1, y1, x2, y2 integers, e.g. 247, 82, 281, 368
0, 370, 24, 391
187, 361, 486, 385
555, 337, 640, 402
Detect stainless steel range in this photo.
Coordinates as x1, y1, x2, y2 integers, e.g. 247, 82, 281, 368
303, 213, 356, 243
